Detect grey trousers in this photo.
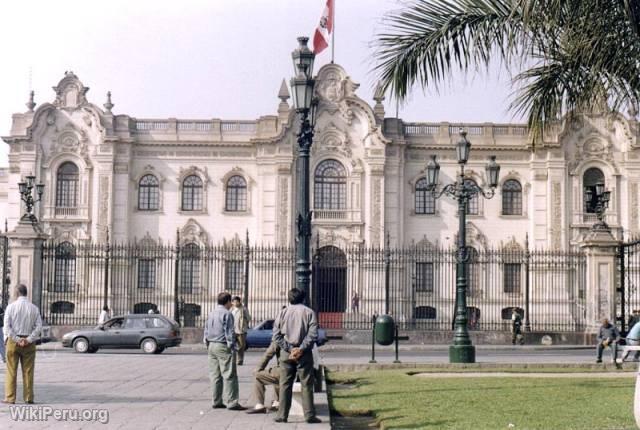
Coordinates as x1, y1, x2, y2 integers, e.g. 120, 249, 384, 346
207, 342, 239, 408
253, 366, 279, 406
276, 349, 315, 421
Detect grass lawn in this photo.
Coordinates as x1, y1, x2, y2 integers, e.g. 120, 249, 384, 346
327, 368, 636, 430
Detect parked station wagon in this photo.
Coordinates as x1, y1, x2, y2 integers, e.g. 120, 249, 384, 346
61, 314, 181, 354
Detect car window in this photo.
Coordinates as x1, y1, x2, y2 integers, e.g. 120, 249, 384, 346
106, 318, 124, 329
262, 320, 274, 331
147, 317, 169, 328
124, 318, 147, 329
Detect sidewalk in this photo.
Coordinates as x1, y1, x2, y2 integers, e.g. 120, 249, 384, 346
0, 347, 330, 429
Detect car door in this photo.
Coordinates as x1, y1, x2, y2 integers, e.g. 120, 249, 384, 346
98, 318, 125, 347
259, 320, 274, 347
122, 317, 147, 347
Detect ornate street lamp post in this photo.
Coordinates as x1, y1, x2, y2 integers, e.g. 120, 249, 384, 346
18, 174, 44, 223
586, 181, 611, 231
290, 37, 317, 304
426, 130, 500, 363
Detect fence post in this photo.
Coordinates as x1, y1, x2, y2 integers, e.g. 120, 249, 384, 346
618, 243, 626, 334
243, 230, 250, 309
384, 233, 390, 315
7, 220, 48, 311
579, 229, 620, 332
524, 233, 531, 332
103, 227, 110, 309
1, 221, 9, 309
173, 229, 181, 325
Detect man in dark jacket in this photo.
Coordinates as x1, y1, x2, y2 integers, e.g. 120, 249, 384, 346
596, 318, 620, 363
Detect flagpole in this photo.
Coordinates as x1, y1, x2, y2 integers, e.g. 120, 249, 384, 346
331, 0, 335, 63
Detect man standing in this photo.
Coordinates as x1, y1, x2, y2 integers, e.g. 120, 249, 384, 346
0, 304, 6, 363
272, 288, 321, 424
98, 305, 110, 325
246, 340, 280, 414
511, 309, 524, 345
3, 284, 42, 404
231, 296, 251, 366
596, 318, 620, 363
204, 292, 246, 411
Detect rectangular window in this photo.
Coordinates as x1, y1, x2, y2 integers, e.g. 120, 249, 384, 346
138, 259, 156, 289
466, 195, 479, 215
416, 192, 436, 214
225, 260, 244, 293
415, 262, 434, 293
503, 263, 521, 293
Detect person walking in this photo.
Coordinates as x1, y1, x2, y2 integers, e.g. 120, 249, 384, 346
596, 318, 620, 363
98, 305, 110, 325
511, 309, 524, 345
351, 292, 360, 313
246, 340, 281, 414
272, 287, 321, 424
3, 284, 42, 404
0, 304, 6, 363
231, 296, 251, 366
204, 292, 246, 411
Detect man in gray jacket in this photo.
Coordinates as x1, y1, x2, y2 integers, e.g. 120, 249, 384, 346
272, 288, 321, 424
596, 318, 620, 363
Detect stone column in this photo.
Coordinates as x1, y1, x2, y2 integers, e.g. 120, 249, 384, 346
579, 229, 620, 332
7, 221, 48, 308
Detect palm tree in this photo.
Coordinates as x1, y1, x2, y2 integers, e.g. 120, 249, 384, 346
373, 0, 640, 143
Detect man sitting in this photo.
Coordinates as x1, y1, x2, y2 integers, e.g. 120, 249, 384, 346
247, 341, 280, 414
596, 318, 620, 363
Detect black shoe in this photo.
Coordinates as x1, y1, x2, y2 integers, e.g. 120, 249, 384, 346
25, 401, 35, 405
246, 407, 267, 414
306, 416, 322, 424
212, 404, 226, 409
274, 417, 287, 423
596, 359, 603, 363
227, 404, 247, 411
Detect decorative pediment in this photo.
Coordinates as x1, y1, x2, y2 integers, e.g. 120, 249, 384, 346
47, 123, 89, 162
179, 219, 209, 245
223, 233, 244, 250
52, 71, 89, 109
412, 235, 437, 250
131, 164, 165, 187
312, 122, 353, 160
138, 232, 158, 247
314, 64, 358, 125
500, 236, 524, 253
454, 222, 488, 251
178, 165, 210, 189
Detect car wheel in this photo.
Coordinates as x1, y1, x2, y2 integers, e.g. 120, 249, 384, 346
73, 338, 89, 353
153, 347, 165, 355
141, 338, 158, 354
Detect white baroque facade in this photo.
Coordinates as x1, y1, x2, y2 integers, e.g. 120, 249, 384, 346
1, 66, 639, 251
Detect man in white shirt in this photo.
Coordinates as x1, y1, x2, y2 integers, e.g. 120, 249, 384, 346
98, 306, 110, 325
3, 284, 42, 404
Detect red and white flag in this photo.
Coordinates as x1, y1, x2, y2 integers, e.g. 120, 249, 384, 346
313, 0, 334, 54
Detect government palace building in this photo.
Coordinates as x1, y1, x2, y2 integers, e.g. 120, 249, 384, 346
0, 66, 637, 251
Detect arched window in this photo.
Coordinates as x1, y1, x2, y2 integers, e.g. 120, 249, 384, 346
502, 180, 522, 215
54, 242, 76, 292
464, 179, 479, 215
415, 178, 436, 214
314, 160, 347, 210
583, 167, 605, 213
180, 243, 201, 294
55, 162, 79, 208
225, 175, 247, 212
138, 174, 159, 211
50, 301, 75, 314
182, 175, 203, 211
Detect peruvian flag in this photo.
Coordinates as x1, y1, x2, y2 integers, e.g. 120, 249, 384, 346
313, 0, 334, 54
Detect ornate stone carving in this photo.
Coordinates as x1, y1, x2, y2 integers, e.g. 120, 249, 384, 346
370, 178, 382, 245
312, 122, 353, 161
52, 71, 90, 108
277, 176, 289, 246
314, 65, 357, 124
550, 182, 562, 249
98, 176, 110, 239
631, 183, 639, 234
180, 219, 209, 245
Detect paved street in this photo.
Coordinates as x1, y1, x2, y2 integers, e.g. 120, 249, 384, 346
0, 342, 617, 429
0, 345, 330, 430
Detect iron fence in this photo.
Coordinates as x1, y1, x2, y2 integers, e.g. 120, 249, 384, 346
38, 239, 587, 332
0, 232, 9, 309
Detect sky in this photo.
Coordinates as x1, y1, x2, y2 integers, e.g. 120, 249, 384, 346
0, 0, 518, 167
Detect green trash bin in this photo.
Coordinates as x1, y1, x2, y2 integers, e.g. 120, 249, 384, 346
375, 314, 395, 346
